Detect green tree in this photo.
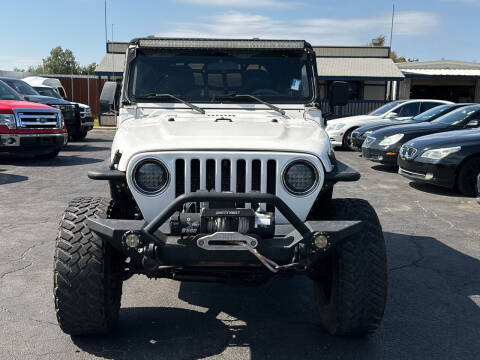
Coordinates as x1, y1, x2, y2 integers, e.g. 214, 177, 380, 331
368, 35, 417, 63
42, 46, 80, 74
79, 62, 97, 75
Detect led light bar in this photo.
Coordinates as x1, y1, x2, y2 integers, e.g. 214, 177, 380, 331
134, 38, 307, 50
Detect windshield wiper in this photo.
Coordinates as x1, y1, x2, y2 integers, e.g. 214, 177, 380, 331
133, 93, 205, 114
214, 93, 285, 115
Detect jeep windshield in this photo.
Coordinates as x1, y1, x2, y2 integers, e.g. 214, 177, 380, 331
127, 50, 314, 104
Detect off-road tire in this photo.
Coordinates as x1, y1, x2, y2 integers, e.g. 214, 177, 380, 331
456, 157, 480, 196
342, 128, 356, 151
54, 197, 124, 335
312, 198, 387, 336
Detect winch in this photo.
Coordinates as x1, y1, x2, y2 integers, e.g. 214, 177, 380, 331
169, 208, 275, 238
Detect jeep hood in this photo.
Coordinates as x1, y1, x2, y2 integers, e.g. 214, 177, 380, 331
112, 114, 332, 171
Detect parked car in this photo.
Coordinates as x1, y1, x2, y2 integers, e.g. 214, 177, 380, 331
326, 99, 452, 150
0, 80, 67, 158
23, 76, 93, 133
351, 103, 468, 150
53, 37, 388, 337
0, 77, 90, 140
398, 129, 480, 196
362, 104, 480, 166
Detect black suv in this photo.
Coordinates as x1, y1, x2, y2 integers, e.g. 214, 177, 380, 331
0, 77, 89, 140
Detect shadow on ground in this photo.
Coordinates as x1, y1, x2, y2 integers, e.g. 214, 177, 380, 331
0, 172, 28, 185
408, 181, 466, 198
73, 232, 480, 360
62, 144, 110, 152
0, 154, 103, 167
371, 164, 398, 173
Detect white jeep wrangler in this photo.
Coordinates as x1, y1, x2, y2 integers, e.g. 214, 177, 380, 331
53, 38, 387, 337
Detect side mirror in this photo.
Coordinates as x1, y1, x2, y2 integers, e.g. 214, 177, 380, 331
328, 81, 349, 107
385, 112, 398, 119
100, 81, 118, 106
466, 119, 480, 128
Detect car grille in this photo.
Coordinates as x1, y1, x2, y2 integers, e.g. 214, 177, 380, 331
14, 109, 61, 129
174, 157, 277, 211
51, 104, 77, 119
399, 145, 418, 160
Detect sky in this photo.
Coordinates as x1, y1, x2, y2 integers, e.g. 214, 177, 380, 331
1, 0, 479, 71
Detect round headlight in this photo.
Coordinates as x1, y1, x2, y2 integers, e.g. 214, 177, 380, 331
283, 160, 318, 195
133, 160, 169, 194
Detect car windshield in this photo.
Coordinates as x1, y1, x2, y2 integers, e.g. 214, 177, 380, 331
369, 101, 405, 116
34, 87, 61, 99
3, 79, 39, 96
411, 104, 453, 122
128, 50, 314, 104
0, 81, 24, 100
431, 105, 480, 126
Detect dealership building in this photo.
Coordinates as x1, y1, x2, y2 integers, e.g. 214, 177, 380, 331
95, 41, 480, 117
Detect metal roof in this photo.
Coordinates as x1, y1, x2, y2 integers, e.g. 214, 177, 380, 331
397, 60, 480, 70
402, 69, 480, 77
95, 53, 126, 75
316, 57, 404, 80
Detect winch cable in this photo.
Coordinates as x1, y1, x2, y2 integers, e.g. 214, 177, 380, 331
242, 243, 299, 273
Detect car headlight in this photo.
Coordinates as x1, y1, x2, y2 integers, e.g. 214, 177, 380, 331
0, 113, 16, 129
326, 123, 345, 132
420, 146, 461, 160
133, 159, 169, 194
379, 133, 404, 146
59, 112, 65, 128
364, 130, 373, 136
283, 160, 318, 195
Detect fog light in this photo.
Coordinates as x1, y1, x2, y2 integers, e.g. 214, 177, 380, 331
124, 232, 141, 248
314, 233, 329, 249
425, 173, 434, 180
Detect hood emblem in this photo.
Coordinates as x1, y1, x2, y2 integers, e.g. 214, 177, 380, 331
400, 146, 417, 160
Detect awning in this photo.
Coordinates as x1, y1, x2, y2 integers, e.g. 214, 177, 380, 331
95, 53, 126, 76
402, 69, 480, 77
316, 57, 404, 81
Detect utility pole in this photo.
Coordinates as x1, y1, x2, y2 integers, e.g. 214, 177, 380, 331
111, 23, 117, 123
104, 0, 108, 51
389, 4, 395, 49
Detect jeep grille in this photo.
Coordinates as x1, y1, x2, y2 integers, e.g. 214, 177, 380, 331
174, 158, 277, 211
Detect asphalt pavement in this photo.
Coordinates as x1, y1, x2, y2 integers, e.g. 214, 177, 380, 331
0, 129, 479, 360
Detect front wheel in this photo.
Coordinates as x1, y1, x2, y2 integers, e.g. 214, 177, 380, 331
456, 157, 480, 196
54, 197, 124, 335
70, 129, 88, 141
312, 198, 388, 336
342, 128, 356, 151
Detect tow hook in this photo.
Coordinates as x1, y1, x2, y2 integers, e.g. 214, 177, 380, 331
141, 242, 159, 271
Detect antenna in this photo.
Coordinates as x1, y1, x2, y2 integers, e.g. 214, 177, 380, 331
389, 3, 395, 49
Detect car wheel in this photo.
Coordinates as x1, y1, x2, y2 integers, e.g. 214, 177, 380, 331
54, 197, 125, 335
457, 157, 480, 196
311, 198, 388, 336
342, 128, 356, 151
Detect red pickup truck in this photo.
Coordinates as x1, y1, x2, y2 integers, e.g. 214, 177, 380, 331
0, 80, 67, 158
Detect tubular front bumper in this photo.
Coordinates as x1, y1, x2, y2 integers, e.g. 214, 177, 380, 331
87, 192, 363, 274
